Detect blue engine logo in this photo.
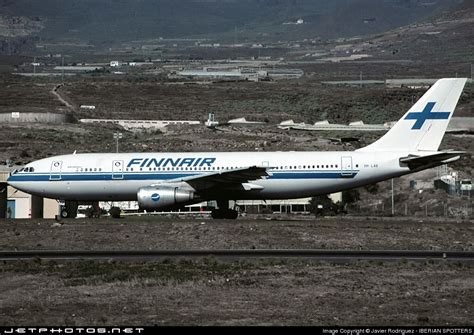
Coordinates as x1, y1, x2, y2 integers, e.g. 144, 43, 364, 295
151, 193, 160, 202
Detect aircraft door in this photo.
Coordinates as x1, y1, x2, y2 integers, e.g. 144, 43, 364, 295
341, 156, 353, 177
112, 160, 124, 180
49, 161, 63, 180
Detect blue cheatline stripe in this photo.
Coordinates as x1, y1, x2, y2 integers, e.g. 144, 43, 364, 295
7, 170, 358, 182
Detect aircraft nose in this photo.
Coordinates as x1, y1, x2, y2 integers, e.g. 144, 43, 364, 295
6, 175, 17, 188
6, 173, 23, 191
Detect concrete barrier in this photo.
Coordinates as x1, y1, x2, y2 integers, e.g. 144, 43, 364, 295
0, 112, 75, 124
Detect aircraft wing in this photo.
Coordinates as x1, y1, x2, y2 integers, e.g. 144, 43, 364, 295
400, 151, 465, 170
157, 166, 271, 191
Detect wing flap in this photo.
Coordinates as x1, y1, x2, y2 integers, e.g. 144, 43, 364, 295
156, 166, 270, 191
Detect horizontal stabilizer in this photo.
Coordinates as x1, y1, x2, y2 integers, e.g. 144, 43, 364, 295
399, 151, 465, 170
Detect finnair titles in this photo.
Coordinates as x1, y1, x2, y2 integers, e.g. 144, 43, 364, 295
127, 157, 216, 169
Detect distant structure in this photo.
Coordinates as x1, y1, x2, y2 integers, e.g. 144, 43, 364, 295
228, 117, 266, 126
0, 112, 73, 124
174, 67, 302, 81
278, 120, 392, 131
445, 117, 474, 133
283, 18, 305, 25
277, 117, 473, 134
205, 112, 219, 128
79, 119, 200, 131
176, 69, 243, 80
54, 66, 103, 72
205, 113, 266, 128
80, 105, 96, 110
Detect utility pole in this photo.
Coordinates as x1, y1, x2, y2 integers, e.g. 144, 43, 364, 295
391, 178, 395, 216
61, 56, 64, 83
113, 132, 123, 153
234, 26, 237, 47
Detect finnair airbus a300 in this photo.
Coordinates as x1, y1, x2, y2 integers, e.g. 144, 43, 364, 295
8, 78, 467, 218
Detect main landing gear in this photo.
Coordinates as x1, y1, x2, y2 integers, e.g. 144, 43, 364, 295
60, 201, 102, 218
211, 200, 239, 219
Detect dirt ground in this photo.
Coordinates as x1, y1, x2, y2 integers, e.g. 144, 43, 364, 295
0, 216, 473, 326
1, 216, 473, 251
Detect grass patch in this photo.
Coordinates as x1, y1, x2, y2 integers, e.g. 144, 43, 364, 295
0, 259, 258, 286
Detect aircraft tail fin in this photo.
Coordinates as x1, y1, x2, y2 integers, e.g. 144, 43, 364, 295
358, 78, 467, 152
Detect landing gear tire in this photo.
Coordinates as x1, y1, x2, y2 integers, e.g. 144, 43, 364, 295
211, 209, 238, 219
62, 201, 78, 218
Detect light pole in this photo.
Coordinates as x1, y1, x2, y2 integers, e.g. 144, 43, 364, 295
391, 178, 395, 216
113, 132, 123, 153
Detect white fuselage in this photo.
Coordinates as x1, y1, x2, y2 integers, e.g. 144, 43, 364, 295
7, 151, 413, 202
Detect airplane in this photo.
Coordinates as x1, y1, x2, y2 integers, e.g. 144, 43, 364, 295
7, 78, 468, 219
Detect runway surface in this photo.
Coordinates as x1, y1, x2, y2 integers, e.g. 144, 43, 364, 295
2, 249, 474, 262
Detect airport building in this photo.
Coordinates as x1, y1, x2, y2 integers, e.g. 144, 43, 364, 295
0, 169, 59, 219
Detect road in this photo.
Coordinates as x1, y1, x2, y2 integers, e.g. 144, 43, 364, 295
2, 249, 474, 262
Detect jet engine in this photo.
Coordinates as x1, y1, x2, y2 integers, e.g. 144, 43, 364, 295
137, 185, 194, 210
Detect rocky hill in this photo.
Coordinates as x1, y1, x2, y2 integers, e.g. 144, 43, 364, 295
0, 0, 460, 52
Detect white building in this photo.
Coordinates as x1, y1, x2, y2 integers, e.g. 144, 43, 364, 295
79, 119, 200, 131
80, 105, 96, 110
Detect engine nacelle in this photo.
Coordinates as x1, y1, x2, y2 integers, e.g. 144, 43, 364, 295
137, 186, 194, 210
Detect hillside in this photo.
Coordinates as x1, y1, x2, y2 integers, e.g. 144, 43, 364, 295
0, 0, 459, 52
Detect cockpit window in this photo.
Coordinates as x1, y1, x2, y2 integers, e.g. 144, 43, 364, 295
15, 167, 34, 173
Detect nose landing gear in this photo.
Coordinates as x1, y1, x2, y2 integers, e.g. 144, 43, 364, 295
60, 200, 78, 218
